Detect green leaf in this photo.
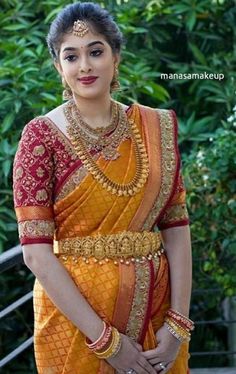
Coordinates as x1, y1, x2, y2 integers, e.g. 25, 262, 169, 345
1, 113, 15, 134
2, 159, 12, 178
188, 43, 207, 65
187, 11, 196, 31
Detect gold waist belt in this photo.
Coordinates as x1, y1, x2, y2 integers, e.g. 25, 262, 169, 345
54, 231, 163, 265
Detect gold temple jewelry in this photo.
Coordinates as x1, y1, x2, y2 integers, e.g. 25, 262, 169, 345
62, 77, 73, 101
73, 20, 89, 37
53, 231, 163, 265
74, 99, 118, 137
64, 101, 149, 194
66, 99, 129, 160
111, 63, 120, 91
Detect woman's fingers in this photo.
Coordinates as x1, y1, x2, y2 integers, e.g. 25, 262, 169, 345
141, 348, 160, 360
137, 357, 158, 374
128, 337, 143, 352
153, 361, 173, 373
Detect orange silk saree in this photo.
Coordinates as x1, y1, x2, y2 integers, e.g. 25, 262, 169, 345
13, 103, 190, 373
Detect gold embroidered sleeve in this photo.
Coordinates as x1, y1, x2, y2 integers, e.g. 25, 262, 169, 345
158, 172, 189, 230
18, 220, 55, 245
13, 119, 55, 245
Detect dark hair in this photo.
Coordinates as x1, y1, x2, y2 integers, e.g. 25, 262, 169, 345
47, 2, 124, 60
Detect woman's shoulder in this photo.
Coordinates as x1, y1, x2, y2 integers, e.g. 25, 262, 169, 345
137, 102, 175, 114
137, 103, 177, 124
21, 103, 65, 138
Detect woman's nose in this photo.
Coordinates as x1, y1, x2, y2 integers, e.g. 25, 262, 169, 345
79, 57, 92, 73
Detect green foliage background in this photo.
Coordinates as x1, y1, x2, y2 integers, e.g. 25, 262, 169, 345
0, 0, 235, 372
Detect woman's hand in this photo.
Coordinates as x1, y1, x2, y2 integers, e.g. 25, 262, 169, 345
106, 333, 157, 374
141, 325, 181, 373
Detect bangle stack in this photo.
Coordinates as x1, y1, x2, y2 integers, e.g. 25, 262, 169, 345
85, 321, 122, 359
164, 308, 194, 343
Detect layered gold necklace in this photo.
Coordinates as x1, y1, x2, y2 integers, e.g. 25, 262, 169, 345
66, 99, 130, 160
63, 99, 149, 196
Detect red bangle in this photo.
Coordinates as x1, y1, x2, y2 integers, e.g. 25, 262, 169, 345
85, 322, 113, 352
166, 309, 194, 331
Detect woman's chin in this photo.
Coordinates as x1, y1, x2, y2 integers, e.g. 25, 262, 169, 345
74, 89, 110, 101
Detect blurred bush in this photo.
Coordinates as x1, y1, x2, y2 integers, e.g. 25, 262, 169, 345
183, 107, 236, 367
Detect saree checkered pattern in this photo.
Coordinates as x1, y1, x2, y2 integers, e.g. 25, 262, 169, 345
13, 103, 189, 373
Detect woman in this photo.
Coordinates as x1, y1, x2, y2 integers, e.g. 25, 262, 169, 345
13, 2, 193, 374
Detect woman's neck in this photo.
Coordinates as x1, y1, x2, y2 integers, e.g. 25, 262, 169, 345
73, 94, 113, 129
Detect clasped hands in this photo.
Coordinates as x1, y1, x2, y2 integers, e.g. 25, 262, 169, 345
141, 324, 181, 373
108, 324, 181, 374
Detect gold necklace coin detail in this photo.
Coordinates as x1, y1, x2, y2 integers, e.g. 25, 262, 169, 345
63, 101, 149, 196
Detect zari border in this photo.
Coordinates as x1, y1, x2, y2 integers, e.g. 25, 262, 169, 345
142, 109, 180, 230
128, 105, 162, 231
125, 260, 156, 344
55, 153, 100, 202
111, 263, 136, 333
15, 206, 53, 221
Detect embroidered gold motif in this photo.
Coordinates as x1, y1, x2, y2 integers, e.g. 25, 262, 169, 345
37, 116, 77, 160
33, 145, 45, 156
125, 259, 159, 341
36, 167, 45, 178
19, 220, 55, 238
55, 154, 100, 202
16, 191, 23, 200
161, 204, 189, 224
15, 166, 23, 180
143, 110, 176, 230
54, 231, 162, 261
36, 189, 48, 201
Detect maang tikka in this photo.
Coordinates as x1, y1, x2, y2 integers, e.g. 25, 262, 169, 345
73, 19, 89, 37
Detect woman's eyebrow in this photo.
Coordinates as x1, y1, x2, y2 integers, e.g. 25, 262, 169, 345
62, 41, 105, 53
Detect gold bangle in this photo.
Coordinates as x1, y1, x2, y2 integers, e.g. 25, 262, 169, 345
95, 328, 121, 359
166, 319, 191, 339
164, 322, 190, 343
165, 317, 190, 335
165, 322, 184, 342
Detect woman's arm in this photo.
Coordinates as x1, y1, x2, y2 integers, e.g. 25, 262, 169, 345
23, 243, 104, 342
161, 225, 192, 316
142, 225, 192, 372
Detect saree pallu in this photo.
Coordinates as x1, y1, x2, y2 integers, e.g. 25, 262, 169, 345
13, 103, 190, 373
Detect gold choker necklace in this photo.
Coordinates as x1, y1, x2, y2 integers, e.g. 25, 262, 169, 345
63, 101, 149, 196
68, 99, 129, 160
74, 99, 118, 137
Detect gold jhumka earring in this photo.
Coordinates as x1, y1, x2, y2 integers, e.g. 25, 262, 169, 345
62, 77, 73, 101
111, 63, 121, 92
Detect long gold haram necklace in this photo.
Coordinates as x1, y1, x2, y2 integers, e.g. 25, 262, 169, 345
63, 101, 149, 196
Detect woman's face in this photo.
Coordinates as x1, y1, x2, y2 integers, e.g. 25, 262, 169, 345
55, 27, 119, 100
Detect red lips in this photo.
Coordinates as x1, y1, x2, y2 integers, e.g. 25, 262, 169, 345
79, 76, 98, 84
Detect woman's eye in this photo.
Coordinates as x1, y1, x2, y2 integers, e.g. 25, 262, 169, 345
90, 49, 103, 57
65, 55, 77, 62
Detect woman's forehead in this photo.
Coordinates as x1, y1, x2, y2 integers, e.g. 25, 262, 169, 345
60, 31, 108, 51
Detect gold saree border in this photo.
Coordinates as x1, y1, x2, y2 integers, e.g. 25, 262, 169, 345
112, 263, 136, 333
128, 104, 162, 231
15, 206, 54, 221
142, 109, 180, 230
111, 106, 179, 350
125, 260, 156, 344
128, 106, 179, 231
